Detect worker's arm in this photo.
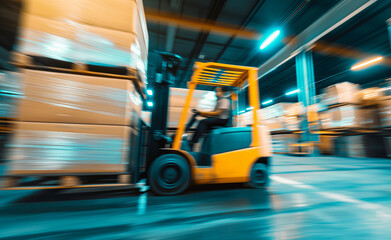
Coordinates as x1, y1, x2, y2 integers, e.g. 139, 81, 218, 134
198, 109, 223, 117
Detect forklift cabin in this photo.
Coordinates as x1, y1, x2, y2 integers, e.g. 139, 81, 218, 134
148, 61, 272, 195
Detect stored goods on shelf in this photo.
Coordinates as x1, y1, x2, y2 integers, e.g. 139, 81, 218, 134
7, 121, 136, 174
322, 82, 360, 106
7, 69, 142, 126
18, 0, 148, 82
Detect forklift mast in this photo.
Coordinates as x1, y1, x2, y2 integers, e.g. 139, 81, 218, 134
146, 51, 182, 169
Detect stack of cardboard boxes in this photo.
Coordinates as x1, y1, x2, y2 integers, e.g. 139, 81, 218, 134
17, 0, 148, 84
240, 102, 303, 132
3, 0, 147, 175
237, 102, 304, 153
318, 82, 385, 158
238, 81, 390, 157
319, 82, 361, 129
6, 68, 143, 175
319, 82, 381, 130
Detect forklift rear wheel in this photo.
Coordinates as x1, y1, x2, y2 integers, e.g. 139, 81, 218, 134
247, 163, 269, 188
148, 154, 191, 195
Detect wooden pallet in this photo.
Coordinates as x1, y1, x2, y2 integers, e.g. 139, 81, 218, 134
322, 102, 360, 110
10, 52, 146, 99
314, 128, 379, 135
273, 151, 288, 154
1, 172, 145, 191
0, 118, 15, 133
271, 130, 303, 135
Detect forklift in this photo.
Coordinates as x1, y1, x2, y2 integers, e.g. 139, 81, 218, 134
146, 55, 272, 195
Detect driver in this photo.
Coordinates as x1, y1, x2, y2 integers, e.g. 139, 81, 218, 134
190, 86, 231, 150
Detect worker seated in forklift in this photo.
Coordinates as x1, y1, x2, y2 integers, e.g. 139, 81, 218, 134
189, 86, 232, 150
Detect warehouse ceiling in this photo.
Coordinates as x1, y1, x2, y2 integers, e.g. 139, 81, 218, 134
144, 0, 391, 104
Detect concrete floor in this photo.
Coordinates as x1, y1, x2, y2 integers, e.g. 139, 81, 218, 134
1, 155, 391, 239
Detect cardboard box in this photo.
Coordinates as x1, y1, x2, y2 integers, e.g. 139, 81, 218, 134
319, 111, 332, 129
6, 122, 132, 174
282, 115, 301, 131
318, 105, 379, 129
17, 14, 148, 79
285, 102, 304, 116
22, 0, 148, 49
264, 117, 285, 132
359, 107, 380, 129
13, 69, 142, 126
322, 82, 360, 106
357, 87, 383, 106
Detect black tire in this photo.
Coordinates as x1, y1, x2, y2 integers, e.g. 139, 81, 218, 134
247, 163, 269, 188
148, 154, 191, 195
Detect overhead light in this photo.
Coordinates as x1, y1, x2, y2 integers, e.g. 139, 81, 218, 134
147, 89, 153, 96
351, 56, 383, 70
285, 89, 300, 96
262, 99, 273, 105
260, 30, 281, 50
246, 106, 253, 111
147, 101, 153, 107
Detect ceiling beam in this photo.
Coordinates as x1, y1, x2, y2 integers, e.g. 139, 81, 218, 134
145, 7, 259, 40
214, 0, 266, 62
164, 0, 181, 52
256, 0, 378, 79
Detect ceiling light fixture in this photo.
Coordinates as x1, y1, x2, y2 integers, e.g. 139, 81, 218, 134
260, 30, 281, 50
351, 56, 383, 70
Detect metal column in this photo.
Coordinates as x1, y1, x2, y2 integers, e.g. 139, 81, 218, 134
387, 18, 391, 48
295, 50, 319, 144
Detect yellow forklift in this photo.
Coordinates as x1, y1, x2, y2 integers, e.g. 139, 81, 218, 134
148, 61, 272, 195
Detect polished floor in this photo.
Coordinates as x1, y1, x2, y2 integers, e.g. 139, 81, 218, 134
1, 154, 391, 239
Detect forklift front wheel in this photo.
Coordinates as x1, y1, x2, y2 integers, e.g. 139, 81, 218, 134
247, 163, 269, 188
148, 154, 191, 195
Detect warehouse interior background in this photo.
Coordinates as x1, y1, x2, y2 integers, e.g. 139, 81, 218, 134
1, 0, 391, 239
145, 0, 391, 99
